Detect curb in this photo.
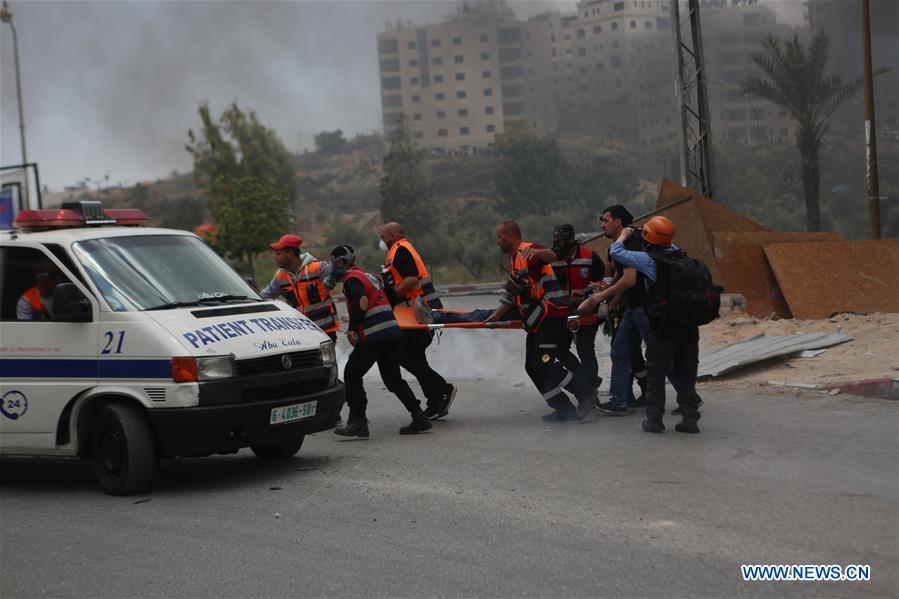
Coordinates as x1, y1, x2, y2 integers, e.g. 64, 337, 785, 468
768, 377, 899, 400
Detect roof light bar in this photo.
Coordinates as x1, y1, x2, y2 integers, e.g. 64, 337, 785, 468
13, 202, 148, 231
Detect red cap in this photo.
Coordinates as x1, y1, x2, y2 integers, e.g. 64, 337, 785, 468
270, 234, 302, 250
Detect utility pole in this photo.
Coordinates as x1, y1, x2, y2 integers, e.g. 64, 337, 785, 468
1, 1, 29, 208
671, 0, 715, 198
861, 0, 881, 239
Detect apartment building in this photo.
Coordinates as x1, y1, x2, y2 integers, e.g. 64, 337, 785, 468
376, 1, 557, 153
701, 1, 797, 148
376, 0, 811, 154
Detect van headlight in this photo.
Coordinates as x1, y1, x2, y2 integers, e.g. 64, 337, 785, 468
320, 340, 337, 367
172, 355, 235, 382
196, 355, 235, 380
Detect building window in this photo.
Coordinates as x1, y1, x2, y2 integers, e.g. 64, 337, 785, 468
414, 131, 423, 139
407, 41, 417, 49
593, 25, 602, 34
612, 21, 619, 30
486, 124, 496, 133
434, 74, 445, 83
485, 106, 494, 114
438, 128, 448, 137
454, 55, 464, 64
645, 20, 653, 29
432, 56, 443, 66
483, 70, 492, 79
382, 94, 402, 108
460, 127, 469, 135
453, 36, 463, 45
410, 77, 419, 85
456, 90, 467, 99
409, 59, 418, 67
456, 72, 465, 81
481, 52, 490, 60
381, 76, 401, 90
411, 94, 421, 103
596, 62, 604, 71
614, 1, 624, 10
437, 110, 447, 119
431, 38, 442, 48
578, 47, 586, 57
380, 58, 400, 72
413, 113, 422, 121
484, 88, 493, 97
480, 34, 488, 43
577, 28, 586, 38
379, 38, 399, 53
435, 92, 446, 100
630, 20, 636, 28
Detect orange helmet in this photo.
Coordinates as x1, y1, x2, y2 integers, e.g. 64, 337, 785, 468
642, 216, 675, 247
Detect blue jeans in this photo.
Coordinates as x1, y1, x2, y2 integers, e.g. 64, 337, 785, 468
609, 307, 650, 408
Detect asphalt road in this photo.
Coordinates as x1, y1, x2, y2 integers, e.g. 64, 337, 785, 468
1, 296, 897, 598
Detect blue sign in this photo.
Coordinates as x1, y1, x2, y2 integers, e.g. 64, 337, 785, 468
0, 188, 13, 229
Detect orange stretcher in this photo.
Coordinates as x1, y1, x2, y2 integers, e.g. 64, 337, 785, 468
393, 305, 600, 331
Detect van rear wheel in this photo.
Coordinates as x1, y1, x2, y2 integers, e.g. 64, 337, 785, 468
250, 436, 305, 459
91, 403, 155, 495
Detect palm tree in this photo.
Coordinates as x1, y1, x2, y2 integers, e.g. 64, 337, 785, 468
741, 32, 866, 231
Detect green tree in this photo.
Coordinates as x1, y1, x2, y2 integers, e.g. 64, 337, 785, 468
379, 117, 434, 233
740, 33, 870, 231
314, 129, 347, 154
185, 102, 296, 276
493, 126, 569, 217
214, 177, 290, 277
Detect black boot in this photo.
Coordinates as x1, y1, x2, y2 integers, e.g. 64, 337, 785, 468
399, 411, 433, 435
675, 418, 700, 434
335, 415, 370, 438
642, 419, 666, 433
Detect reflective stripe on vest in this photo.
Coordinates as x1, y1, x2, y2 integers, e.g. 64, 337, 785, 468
551, 246, 597, 299
343, 268, 401, 343
385, 239, 443, 309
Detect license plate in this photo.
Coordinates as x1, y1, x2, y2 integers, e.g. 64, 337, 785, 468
270, 401, 317, 425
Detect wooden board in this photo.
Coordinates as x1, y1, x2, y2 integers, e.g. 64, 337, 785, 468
713, 231, 841, 318
763, 239, 899, 319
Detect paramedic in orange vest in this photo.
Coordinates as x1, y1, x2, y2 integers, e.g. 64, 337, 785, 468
379, 222, 457, 420
16, 263, 61, 320
327, 245, 433, 437
485, 220, 595, 422
524, 224, 607, 397
261, 234, 340, 341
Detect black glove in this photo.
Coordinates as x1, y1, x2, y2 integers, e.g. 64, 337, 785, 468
322, 275, 336, 290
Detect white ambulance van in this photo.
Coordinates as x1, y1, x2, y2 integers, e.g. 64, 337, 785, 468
0, 201, 344, 494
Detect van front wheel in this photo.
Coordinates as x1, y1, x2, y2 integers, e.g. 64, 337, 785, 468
91, 403, 155, 495
251, 436, 305, 459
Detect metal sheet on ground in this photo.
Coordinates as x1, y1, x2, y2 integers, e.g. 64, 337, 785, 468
764, 239, 899, 319
698, 332, 853, 378
712, 231, 841, 318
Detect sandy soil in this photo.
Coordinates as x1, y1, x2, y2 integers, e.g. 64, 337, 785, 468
698, 310, 899, 392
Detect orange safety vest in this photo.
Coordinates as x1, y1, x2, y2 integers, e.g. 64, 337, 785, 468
510, 241, 567, 331
273, 261, 339, 334
342, 266, 402, 344
22, 287, 51, 320
384, 239, 443, 309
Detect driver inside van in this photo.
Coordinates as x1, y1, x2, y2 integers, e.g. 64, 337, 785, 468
16, 262, 62, 321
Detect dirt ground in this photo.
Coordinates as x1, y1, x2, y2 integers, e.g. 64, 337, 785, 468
697, 309, 899, 393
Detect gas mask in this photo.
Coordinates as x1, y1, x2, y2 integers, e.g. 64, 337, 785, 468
551, 225, 576, 258
379, 239, 389, 252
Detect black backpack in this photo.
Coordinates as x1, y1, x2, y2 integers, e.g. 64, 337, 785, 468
648, 248, 723, 326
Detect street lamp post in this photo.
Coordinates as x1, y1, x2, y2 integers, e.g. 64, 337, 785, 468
1, 0, 29, 207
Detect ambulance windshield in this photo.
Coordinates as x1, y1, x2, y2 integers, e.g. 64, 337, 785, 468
72, 234, 262, 311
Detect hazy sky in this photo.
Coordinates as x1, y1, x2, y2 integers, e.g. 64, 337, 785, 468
1, 0, 805, 191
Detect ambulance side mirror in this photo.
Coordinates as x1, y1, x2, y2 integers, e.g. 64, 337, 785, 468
52, 283, 93, 322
